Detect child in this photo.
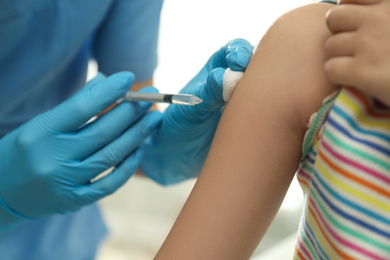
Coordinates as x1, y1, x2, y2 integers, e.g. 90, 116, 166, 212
154, 2, 339, 259
155, 0, 390, 259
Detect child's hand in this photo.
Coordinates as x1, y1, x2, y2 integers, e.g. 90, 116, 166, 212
324, 0, 390, 106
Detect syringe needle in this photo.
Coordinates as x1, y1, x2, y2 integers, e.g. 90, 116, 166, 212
117, 92, 203, 106
171, 94, 203, 105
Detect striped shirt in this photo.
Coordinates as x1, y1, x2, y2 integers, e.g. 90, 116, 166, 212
295, 87, 390, 259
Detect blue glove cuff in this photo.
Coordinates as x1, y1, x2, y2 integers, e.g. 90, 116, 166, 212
140, 134, 204, 186
0, 197, 29, 233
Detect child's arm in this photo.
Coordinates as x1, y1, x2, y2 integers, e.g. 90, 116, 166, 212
155, 3, 338, 259
325, 0, 390, 106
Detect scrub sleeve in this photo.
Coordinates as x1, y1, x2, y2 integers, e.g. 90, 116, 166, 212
0, 0, 163, 259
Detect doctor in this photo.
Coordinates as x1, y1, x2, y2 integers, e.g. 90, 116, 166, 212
0, 0, 252, 259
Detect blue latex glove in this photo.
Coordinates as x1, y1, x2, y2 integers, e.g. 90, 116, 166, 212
140, 38, 253, 185
0, 72, 162, 231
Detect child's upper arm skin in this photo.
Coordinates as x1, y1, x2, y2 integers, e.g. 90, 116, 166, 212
155, 4, 338, 260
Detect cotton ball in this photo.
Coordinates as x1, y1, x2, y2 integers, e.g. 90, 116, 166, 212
222, 68, 244, 102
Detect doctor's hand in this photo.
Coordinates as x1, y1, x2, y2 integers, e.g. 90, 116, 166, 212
0, 72, 162, 231
140, 39, 253, 185
325, 0, 390, 106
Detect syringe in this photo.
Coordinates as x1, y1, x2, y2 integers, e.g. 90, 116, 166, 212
117, 92, 203, 106
82, 92, 204, 128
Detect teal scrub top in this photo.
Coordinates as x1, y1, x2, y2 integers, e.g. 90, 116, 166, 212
0, 0, 163, 259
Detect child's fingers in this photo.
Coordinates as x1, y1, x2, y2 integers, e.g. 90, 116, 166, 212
324, 56, 358, 87
326, 5, 362, 33
338, 0, 381, 5
325, 32, 356, 58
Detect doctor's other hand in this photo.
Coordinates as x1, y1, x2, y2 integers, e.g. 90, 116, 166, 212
140, 38, 253, 185
325, 0, 390, 106
0, 72, 162, 231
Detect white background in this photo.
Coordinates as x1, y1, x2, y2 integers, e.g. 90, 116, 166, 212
95, 0, 317, 259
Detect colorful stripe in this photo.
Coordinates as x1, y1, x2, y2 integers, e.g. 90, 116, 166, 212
295, 87, 390, 259
319, 1, 337, 4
